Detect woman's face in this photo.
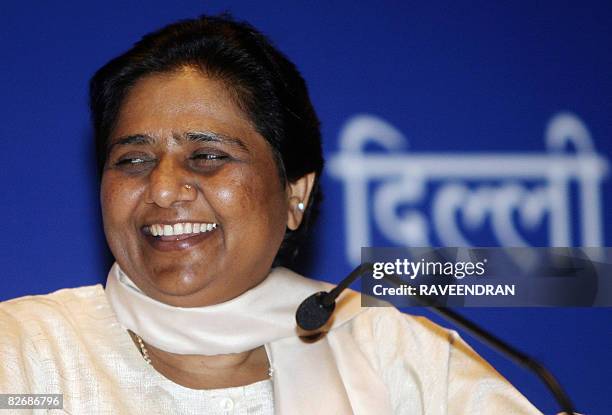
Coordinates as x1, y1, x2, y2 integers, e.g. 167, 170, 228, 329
101, 68, 305, 307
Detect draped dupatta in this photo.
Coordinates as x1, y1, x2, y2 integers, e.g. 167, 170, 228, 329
105, 263, 394, 414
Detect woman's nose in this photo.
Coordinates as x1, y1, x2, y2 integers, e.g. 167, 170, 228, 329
145, 157, 196, 208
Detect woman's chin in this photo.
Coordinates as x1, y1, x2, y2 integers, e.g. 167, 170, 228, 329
144, 271, 219, 306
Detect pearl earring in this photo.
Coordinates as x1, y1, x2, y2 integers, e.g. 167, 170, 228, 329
297, 202, 305, 211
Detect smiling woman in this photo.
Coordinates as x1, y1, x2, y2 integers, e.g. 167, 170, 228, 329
100, 68, 303, 307
0, 14, 542, 414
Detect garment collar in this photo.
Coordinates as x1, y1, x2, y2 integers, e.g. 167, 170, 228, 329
105, 262, 345, 355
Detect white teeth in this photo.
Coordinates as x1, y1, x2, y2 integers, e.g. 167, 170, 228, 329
174, 223, 184, 235
148, 222, 217, 237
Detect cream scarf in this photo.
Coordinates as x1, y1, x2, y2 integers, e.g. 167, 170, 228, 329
105, 263, 394, 414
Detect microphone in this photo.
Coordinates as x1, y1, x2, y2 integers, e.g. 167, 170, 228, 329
295, 263, 577, 415
296, 263, 371, 330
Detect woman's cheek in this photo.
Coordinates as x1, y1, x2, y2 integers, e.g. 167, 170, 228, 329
101, 176, 141, 229
209, 169, 257, 210
211, 184, 238, 206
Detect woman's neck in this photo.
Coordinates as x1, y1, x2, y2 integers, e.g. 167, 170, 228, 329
129, 331, 271, 389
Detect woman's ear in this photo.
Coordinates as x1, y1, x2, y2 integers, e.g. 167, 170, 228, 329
286, 172, 316, 231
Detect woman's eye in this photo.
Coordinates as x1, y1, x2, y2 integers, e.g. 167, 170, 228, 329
113, 156, 155, 171
191, 153, 226, 161
189, 152, 230, 172
116, 157, 146, 165
190, 152, 230, 166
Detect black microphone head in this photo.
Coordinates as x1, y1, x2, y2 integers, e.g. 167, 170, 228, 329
296, 291, 336, 331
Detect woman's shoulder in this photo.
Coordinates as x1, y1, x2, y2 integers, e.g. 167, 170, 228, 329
341, 307, 541, 414
353, 306, 451, 338
0, 285, 108, 346
0, 285, 114, 393
0, 285, 105, 322
343, 306, 457, 368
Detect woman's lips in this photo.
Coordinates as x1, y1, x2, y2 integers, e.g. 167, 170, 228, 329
141, 223, 218, 252
143, 230, 217, 251
157, 232, 204, 242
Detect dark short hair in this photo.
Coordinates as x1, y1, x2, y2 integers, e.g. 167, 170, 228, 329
90, 14, 324, 267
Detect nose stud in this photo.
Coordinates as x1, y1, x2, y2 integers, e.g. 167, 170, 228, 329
184, 184, 193, 190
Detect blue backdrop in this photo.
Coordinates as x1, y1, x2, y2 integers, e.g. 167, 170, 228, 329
1, 1, 610, 413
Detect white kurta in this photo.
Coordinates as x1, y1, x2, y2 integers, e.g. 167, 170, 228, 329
0, 280, 541, 414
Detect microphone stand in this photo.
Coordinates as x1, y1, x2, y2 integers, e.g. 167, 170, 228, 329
296, 263, 577, 415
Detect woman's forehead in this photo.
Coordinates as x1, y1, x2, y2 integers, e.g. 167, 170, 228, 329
118, 70, 247, 124
110, 69, 260, 149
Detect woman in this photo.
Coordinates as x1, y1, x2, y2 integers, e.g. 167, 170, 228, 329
0, 15, 541, 414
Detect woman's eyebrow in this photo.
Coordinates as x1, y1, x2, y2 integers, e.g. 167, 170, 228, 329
106, 131, 251, 153
184, 131, 250, 153
107, 134, 154, 152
